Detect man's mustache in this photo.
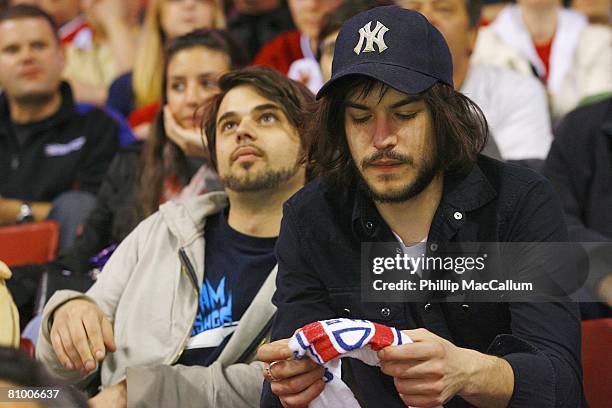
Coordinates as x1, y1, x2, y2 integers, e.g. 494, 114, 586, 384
361, 150, 413, 168
230, 143, 264, 162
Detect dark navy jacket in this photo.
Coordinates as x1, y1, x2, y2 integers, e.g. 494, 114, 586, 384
543, 97, 612, 242
543, 97, 612, 318
0, 83, 119, 202
262, 155, 584, 407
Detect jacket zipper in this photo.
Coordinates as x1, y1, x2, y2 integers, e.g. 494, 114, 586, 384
170, 248, 201, 364
236, 311, 277, 364
179, 248, 199, 297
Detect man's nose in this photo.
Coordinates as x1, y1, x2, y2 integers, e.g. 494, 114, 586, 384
19, 46, 37, 63
372, 117, 396, 150
236, 117, 256, 142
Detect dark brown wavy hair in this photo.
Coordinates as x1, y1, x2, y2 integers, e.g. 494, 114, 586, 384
202, 66, 315, 172
308, 75, 489, 186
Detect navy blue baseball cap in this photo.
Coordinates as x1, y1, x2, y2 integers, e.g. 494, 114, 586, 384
316, 5, 453, 99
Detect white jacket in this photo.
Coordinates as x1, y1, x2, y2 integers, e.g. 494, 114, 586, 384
37, 192, 277, 407
473, 5, 612, 121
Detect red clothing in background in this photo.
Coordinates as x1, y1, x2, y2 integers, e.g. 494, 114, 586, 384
128, 102, 161, 129
59, 16, 91, 45
534, 37, 554, 82
252, 31, 304, 75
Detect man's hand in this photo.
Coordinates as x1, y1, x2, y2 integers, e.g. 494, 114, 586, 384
379, 328, 512, 408
163, 106, 208, 157
50, 299, 116, 374
88, 380, 127, 408
257, 339, 326, 408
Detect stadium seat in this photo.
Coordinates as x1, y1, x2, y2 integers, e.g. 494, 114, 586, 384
582, 318, 612, 408
19, 338, 35, 358
0, 221, 60, 267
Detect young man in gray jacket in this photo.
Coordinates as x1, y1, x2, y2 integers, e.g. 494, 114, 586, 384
36, 67, 314, 408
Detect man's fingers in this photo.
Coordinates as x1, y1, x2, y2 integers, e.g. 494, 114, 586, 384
66, 317, 95, 371
100, 315, 117, 353
257, 339, 292, 362
394, 377, 445, 396
58, 325, 84, 370
82, 313, 106, 361
279, 378, 325, 408
50, 329, 74, 370
401, 328, 435, 342
379, 340, 441, 362
268, 358, 320, 380
270, 365, 325, 395
381, 359, 444, 379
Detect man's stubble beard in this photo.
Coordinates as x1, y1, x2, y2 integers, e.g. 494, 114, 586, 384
356, 147, 442, 204
221, 159, 302, 193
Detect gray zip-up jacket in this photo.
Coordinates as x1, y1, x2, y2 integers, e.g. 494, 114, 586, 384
37, 192, 277, 407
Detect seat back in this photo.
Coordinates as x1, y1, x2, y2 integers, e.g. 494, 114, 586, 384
0, 221, 60, 267
19, 338, 35, 358
582, 318, 612, 408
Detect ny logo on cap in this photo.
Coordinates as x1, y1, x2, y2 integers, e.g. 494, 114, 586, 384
354, 21, 389, 55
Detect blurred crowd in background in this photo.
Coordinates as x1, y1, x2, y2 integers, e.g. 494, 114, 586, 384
0, 0, 611, 404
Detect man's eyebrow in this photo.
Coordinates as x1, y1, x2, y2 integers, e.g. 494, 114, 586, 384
345, 101, 369, 110
252, 103, 281, 113
345, 96, 422, 110
217, 104, 282, 125
390, 96, 422, 109
217, 111, 236, 125
0, 42, 18, 51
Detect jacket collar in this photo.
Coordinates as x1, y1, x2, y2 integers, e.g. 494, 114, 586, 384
351, 160, 497, 242
0, 82, 75, 135
158, 191, 228, 247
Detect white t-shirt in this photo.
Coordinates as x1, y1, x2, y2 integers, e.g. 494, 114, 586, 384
391, 232, 428, 277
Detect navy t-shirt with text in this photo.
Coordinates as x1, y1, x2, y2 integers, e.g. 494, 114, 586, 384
176, 209, 276, 366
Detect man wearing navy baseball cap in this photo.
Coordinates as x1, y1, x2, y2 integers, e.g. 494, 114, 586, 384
259, 5, 584, 408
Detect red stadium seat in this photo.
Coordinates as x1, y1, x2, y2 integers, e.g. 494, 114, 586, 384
0, 221, 60, 267
19, 337, 35, 359
582, 318, 612, 408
